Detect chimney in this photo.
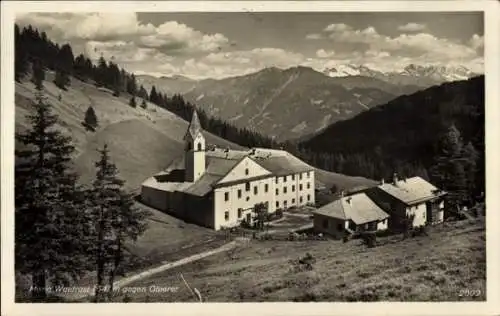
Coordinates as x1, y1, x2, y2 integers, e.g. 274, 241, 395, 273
340, 190, 345, 198
393, 173, 399, 185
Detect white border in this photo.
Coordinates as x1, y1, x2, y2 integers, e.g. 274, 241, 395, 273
2, 1, 499, 316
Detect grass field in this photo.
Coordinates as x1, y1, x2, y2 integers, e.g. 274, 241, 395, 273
113, 218, 485, 302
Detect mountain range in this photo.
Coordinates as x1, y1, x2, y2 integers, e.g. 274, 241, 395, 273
137, 64, 480, 141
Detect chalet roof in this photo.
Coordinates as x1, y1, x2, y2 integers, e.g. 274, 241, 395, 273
141, 147, 315, 197
184, 110, 202, 141
378, 176, 445, 205
314, 193, 389, 225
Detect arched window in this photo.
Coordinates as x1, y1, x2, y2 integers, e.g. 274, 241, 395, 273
197, 142, 202, 151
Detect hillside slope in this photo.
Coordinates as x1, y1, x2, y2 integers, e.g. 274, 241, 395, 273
15, 73, 373, 191
301, 75, 485, 183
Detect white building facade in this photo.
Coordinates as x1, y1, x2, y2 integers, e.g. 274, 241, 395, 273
141, 111, 316, 230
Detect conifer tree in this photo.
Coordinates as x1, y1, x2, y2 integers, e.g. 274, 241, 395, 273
31, 60, 45, 90
15, 92, 91, 301
89, 144, 150, 301
54, 68, 70, 90
462, 141, 479, 202
430, 124, 468, 210
15, 24, 28, 82
141, 99, 147, 109
84, 106, 99, 131
129, 96, 137, 108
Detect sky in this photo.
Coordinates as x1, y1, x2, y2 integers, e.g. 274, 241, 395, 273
16, 12, 484, 79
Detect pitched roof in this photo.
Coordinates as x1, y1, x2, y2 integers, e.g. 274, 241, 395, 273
247, 148, 315, 176
142, 147, 315, 196
378, 176, 445, 205
314, 193, 389, 225
184, 110, 202, 141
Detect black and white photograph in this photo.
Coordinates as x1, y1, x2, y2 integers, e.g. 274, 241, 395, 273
1, 1, 499, 315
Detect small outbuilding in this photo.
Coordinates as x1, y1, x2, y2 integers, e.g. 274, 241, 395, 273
313, 192, 389, 239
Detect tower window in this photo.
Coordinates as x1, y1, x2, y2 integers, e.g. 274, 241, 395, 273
300, 173, 303, 180
307, 183, 310, 189
197, 143, 202, 151
307, 194, 311, 201
245, 168, 249, 175
292, 198, 295, 204
292, 174, 295, 180
275, 178, 278, 184
300, 196, 303, 203
284, 176, 287, 183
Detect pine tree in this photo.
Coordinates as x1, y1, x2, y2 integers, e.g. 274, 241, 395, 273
31, 60, 45, 90
89, 145, 150, 301
462, 141, 479, 203
149, 86, 158, 104
15, 92, 92, 301
430, 124, 468, 210
84, 106, 99, 131
54, 68, 70, 90
129, 96, 137, 108
15, 24, 28, 82
141, 99, 147, 109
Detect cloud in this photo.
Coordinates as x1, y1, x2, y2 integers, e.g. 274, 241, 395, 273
16, 13, 229, 55
316, 49, 335, 58
324, 23, 352, 32
314, 23, 482, 65
175, 48, 305, 79
305, 33, 322, 40
469, 34, 484, 51
397, 23, 426, 32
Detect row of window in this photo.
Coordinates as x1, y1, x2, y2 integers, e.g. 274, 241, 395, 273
276, 194, 311, 208
275, 183, 310, 195
224, 181, 313, 202
275, 171, 312, 184
225, 183, 270, 201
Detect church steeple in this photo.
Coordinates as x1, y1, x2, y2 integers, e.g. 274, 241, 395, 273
184, 110, 206, 182
184, 110, 202, 141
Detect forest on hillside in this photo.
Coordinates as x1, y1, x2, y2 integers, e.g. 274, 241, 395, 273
16, 23, 484, 204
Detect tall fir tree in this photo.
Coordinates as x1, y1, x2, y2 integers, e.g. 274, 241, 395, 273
430, 124, 468, 211
15, 24, 29, 82
15, 92, 92, 301
141, 99, 147, 109
89, 144, 150, 301
462, 141, 479, 202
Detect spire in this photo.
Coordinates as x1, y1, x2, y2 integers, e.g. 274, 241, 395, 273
184, 110, 202, 140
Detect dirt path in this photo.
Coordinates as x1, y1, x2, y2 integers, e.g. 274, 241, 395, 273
69, 239, 247, 301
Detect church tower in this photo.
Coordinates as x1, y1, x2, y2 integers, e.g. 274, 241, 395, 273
184, 110, 206, 182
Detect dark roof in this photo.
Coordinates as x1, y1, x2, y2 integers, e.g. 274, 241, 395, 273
314, 193, 389, 225
184, 110, 202, 141
378, 176, 445, 205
